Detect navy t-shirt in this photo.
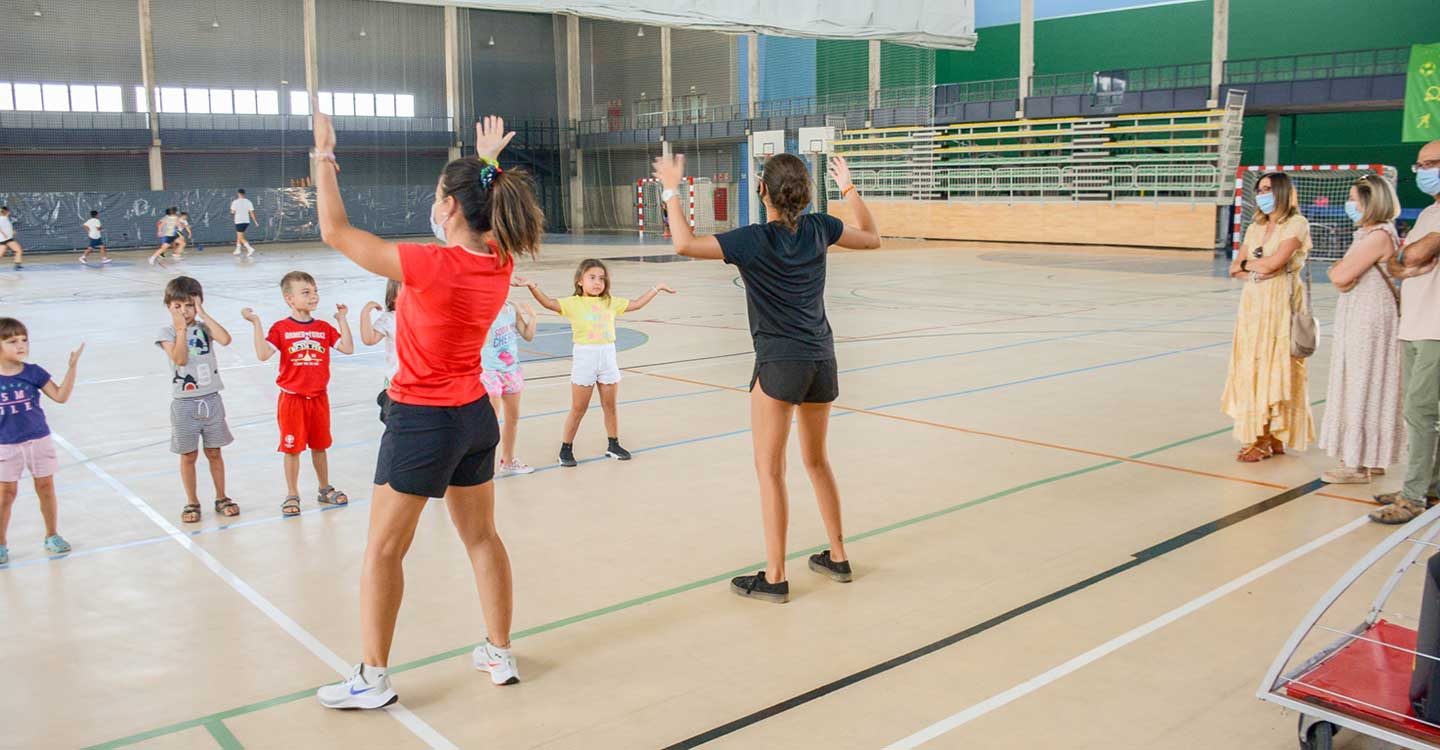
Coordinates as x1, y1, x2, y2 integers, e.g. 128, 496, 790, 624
716, 213, 843, 363
0, 363, 52, 444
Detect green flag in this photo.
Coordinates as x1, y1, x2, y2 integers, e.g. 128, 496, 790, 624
1405, 43, 1440, 142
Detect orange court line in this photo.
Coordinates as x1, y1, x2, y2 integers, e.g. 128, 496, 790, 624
623, 368, 1379, 508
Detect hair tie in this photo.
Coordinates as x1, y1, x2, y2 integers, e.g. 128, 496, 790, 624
480, 164, 502, 189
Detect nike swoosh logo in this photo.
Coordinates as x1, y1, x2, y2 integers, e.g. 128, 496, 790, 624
349, 686, 374, 695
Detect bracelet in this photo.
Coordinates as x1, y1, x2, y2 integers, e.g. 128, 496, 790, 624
1240, 258, 1249, 272
841, 185, 856, 198
478, 155, 499, 168
310, 150, 338, 168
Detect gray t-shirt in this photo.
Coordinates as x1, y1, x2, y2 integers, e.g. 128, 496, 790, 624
156, 322, 224, 398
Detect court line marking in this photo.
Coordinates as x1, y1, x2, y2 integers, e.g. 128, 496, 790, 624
880, 513, 1371, 750
85, 419, 1275, 750
50, 433, 459, 750
659, 479, 1340, 748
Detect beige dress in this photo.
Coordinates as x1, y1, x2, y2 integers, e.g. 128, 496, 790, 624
1221, 214, 1316, 449
1318, 224, 1403, 468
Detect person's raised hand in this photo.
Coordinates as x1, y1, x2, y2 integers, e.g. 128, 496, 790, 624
828, 156, 854, 193
312, 98, 336, 153
476, 115, 515, 163
68, 343, 86, 368
651, 154, 685, 192
334, 303, 349, 321
240, 307, 258, 323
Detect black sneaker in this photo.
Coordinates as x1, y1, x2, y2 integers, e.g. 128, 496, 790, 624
606, 438, 632, 461
558, 443, 577, 468
808, 550, 853, 582
12, 264, 21, 271
730, 571, 789, 603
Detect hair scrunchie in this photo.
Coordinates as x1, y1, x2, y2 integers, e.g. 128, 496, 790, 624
479, 163, 503, 189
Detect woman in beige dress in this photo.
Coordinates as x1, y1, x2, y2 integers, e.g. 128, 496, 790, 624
1319, 175, 1403, 482
1222, 172, 1316, 462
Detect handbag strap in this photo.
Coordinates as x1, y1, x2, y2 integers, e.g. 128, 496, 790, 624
1366, 224, 1403, 306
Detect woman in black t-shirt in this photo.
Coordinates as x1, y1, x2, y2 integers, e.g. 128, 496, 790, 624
653, 152, 880, 603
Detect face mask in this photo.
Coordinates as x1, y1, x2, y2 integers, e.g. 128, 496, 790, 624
430, 201, 448, 244
1419, 167, 1440, 197
1344, 200, 1363, 224
1256, 192, 1276, 214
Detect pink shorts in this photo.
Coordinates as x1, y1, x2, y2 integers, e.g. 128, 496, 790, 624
480, 369, 525, 399
0, 436, 60, 482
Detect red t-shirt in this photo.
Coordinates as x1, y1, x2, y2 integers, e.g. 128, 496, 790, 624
388, 241, 513, 407
265, 317, 342, 396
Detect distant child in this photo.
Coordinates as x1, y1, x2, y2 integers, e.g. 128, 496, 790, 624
0, 206, 24, 270
514, 259, 674, 467
156, 276, 238, 524
231, 188, 257, 257
481, 298, 538, 474
174, 211, 193, 257
240, 271, 355, 517
0, 318, 84, 564
359, 280, 401, 423
149, 207, 179, 266
80, 210, 112, 265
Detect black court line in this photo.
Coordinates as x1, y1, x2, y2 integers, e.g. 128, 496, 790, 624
661, 478, 1327, 749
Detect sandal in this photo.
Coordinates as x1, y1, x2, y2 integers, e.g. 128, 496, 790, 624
317, 486, 349, 506
282, 495, 301, 517
1265, 435, 1285, 457
1236, 443, 1271, 463
181, 503, 202, 524
214, 497, 240, 518
1370, 499, 1426, 525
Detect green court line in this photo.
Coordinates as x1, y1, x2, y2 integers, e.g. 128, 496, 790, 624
205, 720, 244, 750
79, 418, 1295, 750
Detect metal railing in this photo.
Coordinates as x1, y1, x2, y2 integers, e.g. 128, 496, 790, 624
1029, 63, 1211, 97
838, 163, 1223, 201
0, 110, 150, 129
938, 77, 1021, 104
1223, 46, 1409, 84
0, 110, 453, 132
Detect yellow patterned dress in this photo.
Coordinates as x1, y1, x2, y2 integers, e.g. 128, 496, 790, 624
1221, 214, 1316, 449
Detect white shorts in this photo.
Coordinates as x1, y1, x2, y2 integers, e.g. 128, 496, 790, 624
571, 343, 621, 387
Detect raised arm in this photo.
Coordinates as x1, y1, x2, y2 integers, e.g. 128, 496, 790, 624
359, 301, 384, 346
240, 307, 276, 361
515, 302, 538, 341
41, 344, 84, 404
827, 157, 881, 249
1403, 231, 1440, 268
195, 297, 232, 346
625, 283, 676, 313
311, 107, 403, 281
512, 275, 562, 313
333, 304, 355, 355
159, 305, 190, 365
652, 155, 724, 260
1329, 231, 1394, 292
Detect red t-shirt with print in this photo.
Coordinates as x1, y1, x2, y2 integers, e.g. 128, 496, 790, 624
388, 241, 513, 407
265, 317, 341, 396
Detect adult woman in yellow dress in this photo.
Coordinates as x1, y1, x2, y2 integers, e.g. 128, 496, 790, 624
1222, 172, 1316, 462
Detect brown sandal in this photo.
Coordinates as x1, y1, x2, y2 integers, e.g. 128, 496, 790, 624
1237, 443, 1271, 463
1265, 435, 1286, 456
1370, 499, 1426, 525
214, 497, 240, 518
181, 503, 201, 524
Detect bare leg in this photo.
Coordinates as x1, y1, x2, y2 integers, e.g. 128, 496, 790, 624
445, 482, 513, 647
34, 475, 59, 537
311, 449, 330, 490
283, 453, 301, 496
180, 451, 200, 504
10, 241, 21, 265
204, 447, 226, 500
562, 384, 594, 443
99, 244, 109, 260
598, 383, 619, 438
149, 242, 170, 263
359, 484, 427, 667
499, 392, 522, 463
0, 482, 17, 546
750, 386, 795, 584
796, 402, 846, 562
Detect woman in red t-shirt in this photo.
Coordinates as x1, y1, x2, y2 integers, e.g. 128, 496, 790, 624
308, 107, 545, 710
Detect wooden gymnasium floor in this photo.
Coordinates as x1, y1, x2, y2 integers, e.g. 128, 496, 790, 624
0, 235, 1403, 750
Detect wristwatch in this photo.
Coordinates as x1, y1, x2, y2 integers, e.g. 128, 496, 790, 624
660, 189, 678, 203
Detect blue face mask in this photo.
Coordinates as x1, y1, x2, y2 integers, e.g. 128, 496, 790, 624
1256, 192, 1276, 214
1344, 200, 1363, 224
430, 201, 448, 244
1419, 168, 1440, 197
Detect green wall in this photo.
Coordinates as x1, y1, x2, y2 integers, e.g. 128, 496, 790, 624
1228, 0, 1439, 58
1242, 111, 1429, 206
816, 39, 869, 95
937, 25, 1019, 83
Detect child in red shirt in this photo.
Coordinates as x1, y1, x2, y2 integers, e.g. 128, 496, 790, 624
241, 270, 355, 517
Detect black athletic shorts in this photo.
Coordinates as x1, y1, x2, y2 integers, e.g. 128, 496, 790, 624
750, 359, 839, 405
375, 389, 392, 424
235, 222, 250, 233
374, 394, 500, 498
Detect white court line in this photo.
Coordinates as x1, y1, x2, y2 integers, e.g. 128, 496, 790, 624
51, 432, 459, 750
880, 514, 1370, 750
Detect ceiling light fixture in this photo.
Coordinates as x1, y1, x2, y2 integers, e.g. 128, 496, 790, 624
488, 34, 495, 47
637, 26, 645, 37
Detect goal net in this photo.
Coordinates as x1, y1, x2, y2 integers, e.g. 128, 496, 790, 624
636, 177, 720, 237
1233, 164, 1398, 261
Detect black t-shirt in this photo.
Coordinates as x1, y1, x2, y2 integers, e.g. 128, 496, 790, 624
717, 213, 843, 363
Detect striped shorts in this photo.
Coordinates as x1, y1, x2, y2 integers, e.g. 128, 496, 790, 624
170, 392, 234, 455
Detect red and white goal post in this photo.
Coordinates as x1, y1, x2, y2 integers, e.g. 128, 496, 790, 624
636, 177, 695, 238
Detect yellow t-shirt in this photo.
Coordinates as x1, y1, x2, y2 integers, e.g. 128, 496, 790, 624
559, 295, 630, 344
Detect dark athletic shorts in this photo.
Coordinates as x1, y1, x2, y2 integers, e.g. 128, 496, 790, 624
374, 394, 499, 498
375, 389, 392, 424
750, 358, 839, 405
235, 223, 250, 233
88, 238, 104, 248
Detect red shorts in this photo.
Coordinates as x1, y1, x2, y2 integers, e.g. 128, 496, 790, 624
276, 391, 332, 454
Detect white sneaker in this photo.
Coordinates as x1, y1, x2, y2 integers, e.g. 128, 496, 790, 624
245, 245, 256, 257
317, 663, 398, 709
101, 257, 112, 264
500, 459, 535, 475
79, 257, 88, 264
148, 256, 158, 266
233, 246, 242, 256
472, 639, 520, 685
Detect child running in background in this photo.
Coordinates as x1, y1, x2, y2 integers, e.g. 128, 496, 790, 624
360, 280, 401, 423
0, 318, 84, 564
513, 259, 674, 467
481, 298, 537, 475
80, 211, 112, 265
174, 211, 193, 257
149, 208, 179, 266
241, 271, 354, 517
157, 276, 238, 524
